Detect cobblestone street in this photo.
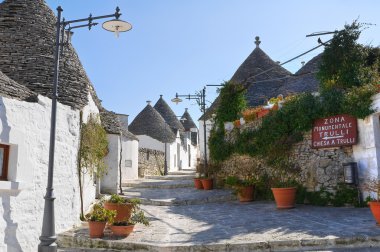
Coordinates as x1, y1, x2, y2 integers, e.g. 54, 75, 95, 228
58, 173, 380, 251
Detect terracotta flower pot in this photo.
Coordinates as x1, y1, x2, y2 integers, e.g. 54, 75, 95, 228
104, 202, 133, 222
271, 187, 297, 209
369, 201, 380, 224
201, 178, 213, 190
238, 185, 255, 202
88, 221, 106, 238
194, 178, 204, 189
257, 109, 269, 119
110, 224, 135, 237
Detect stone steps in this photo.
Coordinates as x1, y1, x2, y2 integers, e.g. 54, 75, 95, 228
167, 169, 196, 175
121, 187, 236, 206
122, 178, 194, 189
144, 174, 195, 180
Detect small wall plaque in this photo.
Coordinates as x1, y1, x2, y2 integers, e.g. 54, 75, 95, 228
125, 160, 132, 167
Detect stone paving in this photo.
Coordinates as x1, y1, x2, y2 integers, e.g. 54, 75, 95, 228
58, 201, 380, 251
58, 172, 380, 251
121, 187, 237, 206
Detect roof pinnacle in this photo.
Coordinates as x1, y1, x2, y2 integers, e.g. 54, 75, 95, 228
255, 36, 261, 48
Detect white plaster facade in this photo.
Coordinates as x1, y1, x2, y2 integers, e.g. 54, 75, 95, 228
121, 138, 139, 180
0, 94, 98, 251
135, 133, 193, 173
353, 93, 380, 184
101, 134, 139, 193
198, 119, 212, 163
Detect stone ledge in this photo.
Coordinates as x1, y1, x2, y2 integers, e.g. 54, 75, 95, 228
57, 230, 380, 252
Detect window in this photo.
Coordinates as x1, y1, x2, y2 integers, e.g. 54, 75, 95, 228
0, 144, 10, 181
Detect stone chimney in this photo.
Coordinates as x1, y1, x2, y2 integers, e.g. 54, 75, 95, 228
117, 114, 129, 129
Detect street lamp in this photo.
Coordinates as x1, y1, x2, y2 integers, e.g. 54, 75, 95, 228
171, 87, 208, 171
39, 6, 131, 252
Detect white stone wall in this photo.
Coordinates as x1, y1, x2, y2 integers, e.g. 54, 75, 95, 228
178, 135, 198, 170
101, 134, 120, 194
0, 94, 97, 251
137, 135, 165, 152
198, 119, 212, 163
136, 132, 198, 173
167, 135, 182, 172
353, 93, 380, 183
121, 139, 139, 181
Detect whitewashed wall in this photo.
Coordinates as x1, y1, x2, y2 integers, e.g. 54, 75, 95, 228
101, 134, 120, 194
178, 134, 198, 170
198, 119, 212, 163
138, 135, 165, 152
121, 139, 139, 181
353, 93, 380, 183
0, 94, 97, 251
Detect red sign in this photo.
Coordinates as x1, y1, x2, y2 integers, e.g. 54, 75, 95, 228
312, 114, 357, 148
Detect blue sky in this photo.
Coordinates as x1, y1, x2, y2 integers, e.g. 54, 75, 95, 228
42, 0, 380, 122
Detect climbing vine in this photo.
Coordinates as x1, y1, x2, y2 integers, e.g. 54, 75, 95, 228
80, 113, 109, 178
209, 21, 380, 167
209, 81, 246, 162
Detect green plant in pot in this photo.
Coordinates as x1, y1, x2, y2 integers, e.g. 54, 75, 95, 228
269, 159, 300, 209
102, 194, 141, 222
225, 176, 256, 202
193, 163, 204, 190
85, 203, 116, 238
110, 199, 149, 237
200, 162, 220, 190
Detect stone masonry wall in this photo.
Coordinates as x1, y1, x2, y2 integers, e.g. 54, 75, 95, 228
291, 132, 353, 190
138, 148, 165, 177
219, 131, 354, 191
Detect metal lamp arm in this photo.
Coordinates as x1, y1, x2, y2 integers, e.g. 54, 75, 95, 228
61, 6, 122, 26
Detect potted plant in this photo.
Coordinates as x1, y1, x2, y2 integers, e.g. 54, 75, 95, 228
225, 176, 256, 202
270, 160, 300, 209
85, 203, 116, 238
103, 194, 140, 222
193, 163, 203, 190
110, 200, 149, 237
200, 162, 220, 190
362, 178, 380, 224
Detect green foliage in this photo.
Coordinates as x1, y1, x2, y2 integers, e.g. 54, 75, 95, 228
318, 21, 365, 91
295, 184, 307, 204
331, 184, 359, 207
210, 21, 380, 194
225, 176, 256, 187
215, 81, 247, 127
104, 194, 142, 212
306, 187, 333, 206
253, 173, 273, 201
111, 197, 149, 226
85, 203, 116, 222
107, 194, 127, 204
80, 113, 109, 178
208, 127, 234, 163
342, 84, 377, 119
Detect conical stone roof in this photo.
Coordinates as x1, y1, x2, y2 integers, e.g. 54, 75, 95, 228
0, 0, 93, 109
277, 53, 322, 96
180, 108, 197, 131
201, 36, 291, 120
0, 70, 38, 101
129, 103, 176, 143
154, 95, 185, 132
